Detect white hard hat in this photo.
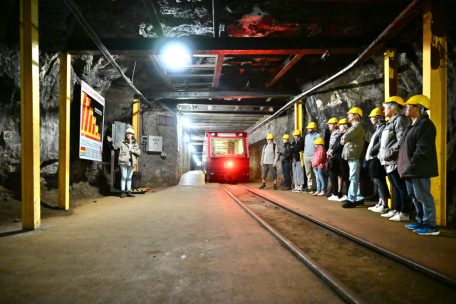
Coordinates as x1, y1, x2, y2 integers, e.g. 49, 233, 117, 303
125, 127, 134, 134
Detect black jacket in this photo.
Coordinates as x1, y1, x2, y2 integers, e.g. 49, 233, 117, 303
397, 114, 438, 178
281, 142, 292, 161
290, 136, 304, 161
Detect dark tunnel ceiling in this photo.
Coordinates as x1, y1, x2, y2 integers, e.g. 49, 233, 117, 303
4, 0, 421, 134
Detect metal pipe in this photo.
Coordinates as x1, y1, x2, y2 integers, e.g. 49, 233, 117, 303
248, 0, 422, 133
63, 0, 175, 113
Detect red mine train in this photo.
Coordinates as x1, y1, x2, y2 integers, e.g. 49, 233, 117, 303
203, 131, 250, 183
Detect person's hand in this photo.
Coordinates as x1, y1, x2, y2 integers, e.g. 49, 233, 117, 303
107, 136, 112, 142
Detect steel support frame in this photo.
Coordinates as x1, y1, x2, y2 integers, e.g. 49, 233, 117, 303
423, 0, 447, 226
383, 48, 397, 210
20, 0, 41, 230
58, 53, 71, 210
132, 96, 140, 171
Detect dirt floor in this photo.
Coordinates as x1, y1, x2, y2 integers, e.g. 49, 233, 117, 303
0, 172, 341, 303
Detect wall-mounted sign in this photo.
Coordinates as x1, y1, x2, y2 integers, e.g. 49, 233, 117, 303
79, 81, 105, 161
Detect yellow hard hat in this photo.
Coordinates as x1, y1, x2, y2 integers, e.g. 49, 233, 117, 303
385, 116, 391, 122
266, 133, 274, 140
327, 117, 339, 124
368, 107, 384, 118
292, 129, 302, 136
313, 137, 325, 145
282, 134, 290, 139
337, 118, 349, 126
347, 107, 363, 117
383, 95, 405, 107
306, 122, 317, 129
405, 94, 430, 109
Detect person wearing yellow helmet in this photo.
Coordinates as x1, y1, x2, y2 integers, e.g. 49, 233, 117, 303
280, 134, 293, 190
303, 122, 321, 192
326, 117, 342, 200
398, 95, 439, 235
365, 108, 390, 214
341, 107, 366, 208
290, 129, 305, 192
260, 133, 280, 190
311, 137, 327, 196
379, 96, 411, 221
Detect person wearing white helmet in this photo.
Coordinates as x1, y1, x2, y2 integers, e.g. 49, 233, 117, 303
259, 133, 280, 190
108, 126, 142, 198
398, 95, 439, 236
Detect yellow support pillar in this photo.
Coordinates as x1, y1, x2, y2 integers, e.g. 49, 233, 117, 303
20, 0, 40, 230
423, 0, 447, 226
58, 53, 71, 210
294, 101, 304, 166
384, 49, 397, 209
132, 96, 140, 171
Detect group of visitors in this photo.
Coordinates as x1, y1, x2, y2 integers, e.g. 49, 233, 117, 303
259, 95, 440, 236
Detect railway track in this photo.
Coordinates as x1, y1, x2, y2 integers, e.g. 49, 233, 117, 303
223, 184, 456, 304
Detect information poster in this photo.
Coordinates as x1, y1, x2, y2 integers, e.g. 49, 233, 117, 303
79, 81, 105, 161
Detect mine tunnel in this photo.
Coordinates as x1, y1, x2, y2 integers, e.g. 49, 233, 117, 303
1, 0, 456, 302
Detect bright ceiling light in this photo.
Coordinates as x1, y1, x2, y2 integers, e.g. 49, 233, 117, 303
181, 117, 192, 128
160, 41, 192, 71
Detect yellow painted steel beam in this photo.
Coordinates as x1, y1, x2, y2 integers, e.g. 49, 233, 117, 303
383, 48, 397, 209
58, 53, 71, 210
294, 102, 304, 166
20, 0, 40, 230
132, 96, 140, 171
423, 0, 447, 226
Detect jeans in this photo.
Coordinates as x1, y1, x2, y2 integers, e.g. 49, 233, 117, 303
387, 169, 409, 213
292, 160, 304, 186
347, 160, 364, 202
405, 178, 436, 226
373, 177, 390, 200
282, 159, 292, 188
120, 165, 134, 192
313, 168, 326, 192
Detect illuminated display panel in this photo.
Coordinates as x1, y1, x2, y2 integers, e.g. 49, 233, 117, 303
210, 138, 245, 157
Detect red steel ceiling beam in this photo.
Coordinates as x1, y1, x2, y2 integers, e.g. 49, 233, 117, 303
195, 48, 355, 56
265, 54, 305, 88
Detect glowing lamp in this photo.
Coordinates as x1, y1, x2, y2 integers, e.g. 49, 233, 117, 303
160, 41, 192, 71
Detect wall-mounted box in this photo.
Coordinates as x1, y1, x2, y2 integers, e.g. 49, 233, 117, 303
147, 136, 163, 152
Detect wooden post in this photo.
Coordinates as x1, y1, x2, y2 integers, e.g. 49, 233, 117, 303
58, 53, 71, 210
20, 0, 41, 230
423, 0, 447, 226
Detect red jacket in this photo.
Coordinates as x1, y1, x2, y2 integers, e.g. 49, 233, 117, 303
312, 145, 327, 169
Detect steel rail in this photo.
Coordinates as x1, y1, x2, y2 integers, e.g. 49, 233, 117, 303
247, 0, 422, 133
243, 186, 456, 289
222, 186, 364, 304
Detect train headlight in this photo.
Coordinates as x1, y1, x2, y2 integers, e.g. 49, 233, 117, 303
225, 160, 234, 169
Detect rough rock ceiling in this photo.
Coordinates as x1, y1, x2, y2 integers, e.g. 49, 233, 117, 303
1, 0, 419, 135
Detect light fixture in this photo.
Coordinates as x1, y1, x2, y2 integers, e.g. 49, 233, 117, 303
181, 117, 192, 128
160, 41, 192, 72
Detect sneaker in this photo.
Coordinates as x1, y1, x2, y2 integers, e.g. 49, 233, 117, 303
281, 187, 292, 191
338, 195, 348, 202
342, 201, 356, 208
327, 195, 339, 201
273, 184, 278, 190
259, 184, 266, 189
414, 226, 440, 236
126, 191, 135, 197
355, 200, 364, 206
292, 188, 302, 193
381, 210, 397, 218
389, 212, 409, 222
372, 206, 389, 214
405, 223, 423, 230
368, 203, 381, 211
120, 192, 126, 198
